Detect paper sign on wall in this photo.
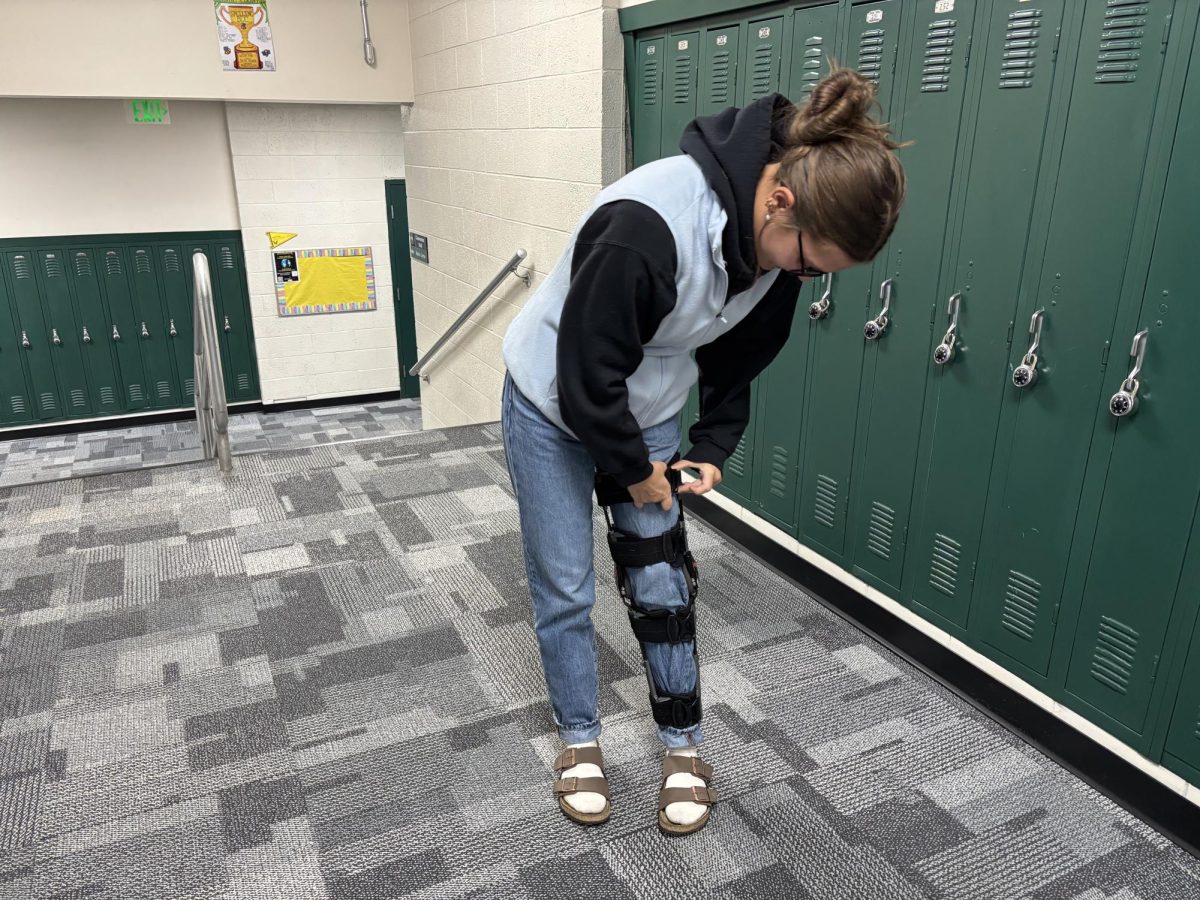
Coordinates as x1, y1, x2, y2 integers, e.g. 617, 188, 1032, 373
215, 1, 276, 72
267, 231, 297, 248
276, 247, 377, 316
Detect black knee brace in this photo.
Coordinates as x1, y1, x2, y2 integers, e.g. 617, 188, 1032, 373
595, 455, 702, 730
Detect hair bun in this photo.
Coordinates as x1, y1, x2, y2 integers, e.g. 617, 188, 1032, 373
790, 69, 878, 145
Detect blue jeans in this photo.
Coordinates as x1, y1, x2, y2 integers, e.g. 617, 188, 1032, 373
501, 374, 702, 749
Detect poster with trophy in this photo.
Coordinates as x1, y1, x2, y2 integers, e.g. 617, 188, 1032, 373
214, 1, 276, 71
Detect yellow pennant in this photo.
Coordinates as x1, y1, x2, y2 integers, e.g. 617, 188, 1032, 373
267, 231, 298, 249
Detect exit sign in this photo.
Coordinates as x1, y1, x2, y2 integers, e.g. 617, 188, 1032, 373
128, 99, 171, 125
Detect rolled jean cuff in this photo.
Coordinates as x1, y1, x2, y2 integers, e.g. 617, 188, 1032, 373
657, 723, 702, 750
559, 719, 602, 747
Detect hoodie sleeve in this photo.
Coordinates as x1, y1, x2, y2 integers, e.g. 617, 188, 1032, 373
557, 200, 679, 487
685, 273, 801, 469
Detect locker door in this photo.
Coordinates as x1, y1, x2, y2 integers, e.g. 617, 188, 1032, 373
66, 248, 123, 415
907, 0, 1071, 628
741, 16, 785, 104
1164, 611, 1200, 783
796, 0, 903, 562
661, 32, 699, 157
716, 382, 758, 507
3, 252, 61, 419
157, 246, 196, 403
973, 0, 1178, 676
129, 245, 179, 408
848, 1, 981, 591
207, 240, 259, 403
33, 249, 93, 417
98, 246, 150, 411
634, 37, 666, 166
0, 271, 34, 425
1062, 13, 1200, 738
698, 25, 740, 115
787, 2, 839, 101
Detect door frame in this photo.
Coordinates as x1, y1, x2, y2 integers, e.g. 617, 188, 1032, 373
385, 179, 420, 399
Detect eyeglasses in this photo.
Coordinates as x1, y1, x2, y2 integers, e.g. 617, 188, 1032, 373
789, 231, 826, 279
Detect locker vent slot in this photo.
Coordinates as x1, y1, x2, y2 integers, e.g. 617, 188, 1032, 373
1001, 571, 1041, 642
238, 374, 251, 392
999, 8, 1043, 89
164, 249, 181, 273
135, 250, 153, 274
1090, 615, 1139, 694
921, 19, 956, 92
858, 29, 885, 84
1096, 1, 1147, 83
128, 384, 145, 404
726, 437, 747, 478
42, 253, 64, 279
105, 251, 124, 277
750, 38, 776, 98
156, 381, 172, 400
867, 502, 895, 560
184, 377, 196, 399
672, 48, 693, 104
814, 475, 838, 528
768, 446, 788, 498
220, 247, 236, 270
39, 393, 57, 412
8, 396, 27, 416
929, 534, 961, 598
69, 389, 86, 409
709, 43, 733, 105
99, 386, 115, 406
798, 37, 824, 97
12, 255, 32, 280
73, 253, 93, 277
642, 57, 659, 106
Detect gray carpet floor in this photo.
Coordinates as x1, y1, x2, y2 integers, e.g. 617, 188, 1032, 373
0, 399, 423, 487
0, 421, 1197, 899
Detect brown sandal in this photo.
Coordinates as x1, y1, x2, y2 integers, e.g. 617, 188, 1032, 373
553, 746, 612, 826
657, 754, 717, 836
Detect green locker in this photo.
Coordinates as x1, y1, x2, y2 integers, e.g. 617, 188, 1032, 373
1164, 611, 1200, 783
972, 0, 1178, 676
98, 245, 151, 410
207, 240, 259, 404
907, 0, 1071, 629
128, 245, 179, 408
699, 24, 741, 115
634, 37, 666, 167
5, 251, 66, 419
1059, 8, 1199, 740
741, 14, 785, 104
32, 250, 92, 417
56, 248, 122, 415
796, 0, 903, 562
662, 31, 700, 156
787, 2, 839, 100
0, 272, 34, 425
157, 246, 197, 402
848, 0, 981, 592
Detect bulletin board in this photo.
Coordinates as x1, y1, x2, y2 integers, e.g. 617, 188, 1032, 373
275, 247, 377, 316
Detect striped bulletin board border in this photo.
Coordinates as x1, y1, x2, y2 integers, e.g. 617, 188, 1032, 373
275, 246, 377, 316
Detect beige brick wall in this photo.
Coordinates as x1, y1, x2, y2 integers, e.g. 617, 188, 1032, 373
405, 0, 626, 428
225, 103, 408, 404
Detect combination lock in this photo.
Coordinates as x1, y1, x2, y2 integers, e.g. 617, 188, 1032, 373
933, 293, 962, 366
809, 273, 833, 320
864, 278, 893, 341
1012, 309, 1045, 390
1108, 329, 1149, 419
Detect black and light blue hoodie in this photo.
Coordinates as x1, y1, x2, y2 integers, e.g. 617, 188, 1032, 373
502, 93, 802, 488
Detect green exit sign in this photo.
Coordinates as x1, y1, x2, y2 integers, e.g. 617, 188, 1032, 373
128, 99, 171, 125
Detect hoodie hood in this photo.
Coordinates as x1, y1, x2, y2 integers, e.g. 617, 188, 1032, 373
679, 93, 796, 297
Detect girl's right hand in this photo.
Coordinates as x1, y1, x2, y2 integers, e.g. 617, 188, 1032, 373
628, 460, 673, 511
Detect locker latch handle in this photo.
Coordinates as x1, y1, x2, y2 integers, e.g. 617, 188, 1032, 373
169, 319, 177, 337
20, 330, 30, 349
224, 316, 232, 333
864, 278, 893, 341
82, 326, 92, 344
112, 324, 121, 342
809, 273, 834, 320
140, 321, 150, 338
933, 293, 962, 366
52, 328, 62, 346
1109, 329, 1149, 418
1012, 308, 1045, 389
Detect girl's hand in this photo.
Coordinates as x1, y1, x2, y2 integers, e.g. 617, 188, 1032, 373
672, 459, 722, 495
629, 460, 674, 510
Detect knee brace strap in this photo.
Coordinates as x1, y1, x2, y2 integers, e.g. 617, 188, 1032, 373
608, 520, 690, 570
627, 599, 695, 644
651, 690, 703, 730
594, 454, 683, 508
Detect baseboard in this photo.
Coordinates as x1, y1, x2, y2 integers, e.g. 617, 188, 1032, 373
683, 488, 1200, 860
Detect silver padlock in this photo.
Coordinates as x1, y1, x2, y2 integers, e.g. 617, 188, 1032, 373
140, 321, 150, 338
224, 316, 232, 333
809, 273, 833, 320
1109, 329, 1149, 418
169, 319, 177, 337
112, 324, 121, 341
21, 330, 30, 349
933, 293, 962, 366
52, 328, 61, 346
1012, 309, 1044, 389
864, 278, 893, 341
82, 326, 92, 344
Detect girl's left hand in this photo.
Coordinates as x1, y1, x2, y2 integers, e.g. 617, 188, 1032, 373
672, 459, 722, 495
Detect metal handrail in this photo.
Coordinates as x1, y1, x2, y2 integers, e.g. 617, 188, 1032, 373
192, 251, 233, 475
409, 248, 530, 381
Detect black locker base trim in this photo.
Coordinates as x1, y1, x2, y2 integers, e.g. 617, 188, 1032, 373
684, 493, 1200, 861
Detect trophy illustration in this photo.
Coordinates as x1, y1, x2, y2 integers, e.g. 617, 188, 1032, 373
219, 4, 265, 70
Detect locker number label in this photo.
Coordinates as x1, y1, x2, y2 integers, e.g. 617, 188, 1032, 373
759, 26, 771, 38
678, 40, 689, 50
716, 35, 728, 46
866, 9, 884, 23
935, 0, 955, 12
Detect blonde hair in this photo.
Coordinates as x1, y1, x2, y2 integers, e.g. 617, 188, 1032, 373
779, 68, 907, 263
